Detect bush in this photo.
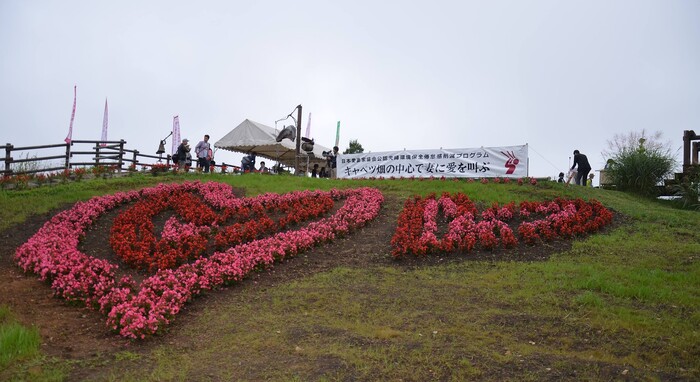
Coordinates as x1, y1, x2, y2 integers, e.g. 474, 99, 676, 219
672, 167, 700, 210
603, 130, 677, 196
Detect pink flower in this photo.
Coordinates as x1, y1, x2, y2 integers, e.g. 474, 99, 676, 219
15, 181, 384, 339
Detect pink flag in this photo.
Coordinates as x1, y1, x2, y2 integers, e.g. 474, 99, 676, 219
100, 98, 108, 147
305, 112, 312, 138
172, 116, 181, 155
64, 85, 77, 143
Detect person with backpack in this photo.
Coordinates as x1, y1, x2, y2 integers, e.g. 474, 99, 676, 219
176, 138, 190, 170
241, 152, 256, 173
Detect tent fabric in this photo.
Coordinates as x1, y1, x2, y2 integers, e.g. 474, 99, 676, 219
214, 119, 332, 170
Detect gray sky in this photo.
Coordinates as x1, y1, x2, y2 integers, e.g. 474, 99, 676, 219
1, 0, 698, 180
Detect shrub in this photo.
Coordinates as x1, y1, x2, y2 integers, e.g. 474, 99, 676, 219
603, 130, 677, 196
671, 166, 700, 210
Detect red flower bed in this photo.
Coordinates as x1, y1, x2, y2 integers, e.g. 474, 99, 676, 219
14, 181, 383, 338
391, 193, 614, 258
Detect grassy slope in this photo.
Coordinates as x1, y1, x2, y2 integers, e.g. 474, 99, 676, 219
1, 173, 698, 381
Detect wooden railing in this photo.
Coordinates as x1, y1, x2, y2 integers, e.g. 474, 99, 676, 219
2, 139, 238, 176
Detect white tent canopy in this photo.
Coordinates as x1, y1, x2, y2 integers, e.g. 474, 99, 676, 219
214, 119, 332, 171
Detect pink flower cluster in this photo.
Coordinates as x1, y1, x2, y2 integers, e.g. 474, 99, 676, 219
391, 193, 613, 258
15, 181, 383, 338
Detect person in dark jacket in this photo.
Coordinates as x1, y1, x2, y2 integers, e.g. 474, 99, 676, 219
327, 146, 339, 178
177, 138, 191, 170
571, 150, 591, 186
241, 152, 256, 172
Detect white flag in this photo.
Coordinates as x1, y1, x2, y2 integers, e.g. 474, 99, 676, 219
172, 116, 181, 155
64, 85, 77, 143
305, 112, 312, 138
100, 98, 108, 147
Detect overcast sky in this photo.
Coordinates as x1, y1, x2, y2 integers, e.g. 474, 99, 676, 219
1, 0, 698, 180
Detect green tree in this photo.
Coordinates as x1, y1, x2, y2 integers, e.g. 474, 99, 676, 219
343, 139, 364, 154
603, 129, 677, 196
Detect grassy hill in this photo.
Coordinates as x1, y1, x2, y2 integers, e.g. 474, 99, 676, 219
1, 173, 698, 381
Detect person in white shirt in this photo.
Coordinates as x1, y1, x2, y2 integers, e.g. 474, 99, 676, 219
195, 134, 211, 173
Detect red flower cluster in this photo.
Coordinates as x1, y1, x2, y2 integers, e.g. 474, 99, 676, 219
15, 181, 384, 339
109, 190, 218, 273
391, 193, 614, 258
213, 191, 335, 249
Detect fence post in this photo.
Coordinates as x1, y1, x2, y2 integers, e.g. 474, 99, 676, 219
65, 142, 71, 170
132, 149, 139, 169
118, 140, 125, 172
4, 143, 13, 176
95, 143, 101, 166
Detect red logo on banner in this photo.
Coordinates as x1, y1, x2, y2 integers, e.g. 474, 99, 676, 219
502, 151, 520, 174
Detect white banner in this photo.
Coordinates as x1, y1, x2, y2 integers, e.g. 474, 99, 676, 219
337, 145, 528, 179
100, 98, 108, 147
64, 85, 77, 143
172, 115, 181, 155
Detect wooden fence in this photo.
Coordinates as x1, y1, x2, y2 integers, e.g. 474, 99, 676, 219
2, 139, 238, 176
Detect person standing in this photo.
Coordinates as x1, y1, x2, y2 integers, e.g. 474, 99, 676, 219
259, 161, 269, 173
177, 138, 190, 171
241, 152, 256, 172
328, 146, 339, 179
195, 134, 211, 173
571, 150, 591, 186
587, 173, 595, 187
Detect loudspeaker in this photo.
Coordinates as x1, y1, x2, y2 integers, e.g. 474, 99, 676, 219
301, 137, 314, 152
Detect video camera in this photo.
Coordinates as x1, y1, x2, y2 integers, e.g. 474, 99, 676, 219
322, 150, 333, 158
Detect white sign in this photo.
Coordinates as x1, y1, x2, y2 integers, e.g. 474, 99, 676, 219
337, 145, 528, 179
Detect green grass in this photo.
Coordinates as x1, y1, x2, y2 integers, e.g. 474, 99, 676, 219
0, 305, 67, 381
0, 305, 40, 369
1, 175, 699, 380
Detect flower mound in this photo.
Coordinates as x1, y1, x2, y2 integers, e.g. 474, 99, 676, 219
14, 181, 384, 338
391, 192, 613, 257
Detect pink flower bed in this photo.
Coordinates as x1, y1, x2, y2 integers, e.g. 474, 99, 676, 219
14, 181, 383, 338
391, 193, 614, 257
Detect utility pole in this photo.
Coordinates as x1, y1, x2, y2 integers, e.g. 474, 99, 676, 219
295, 104, 302, 174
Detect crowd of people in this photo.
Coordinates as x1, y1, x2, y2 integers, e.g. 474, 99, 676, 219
174, 135, 214, 172
309, 145, 338, 178
237, 145, 340, 177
